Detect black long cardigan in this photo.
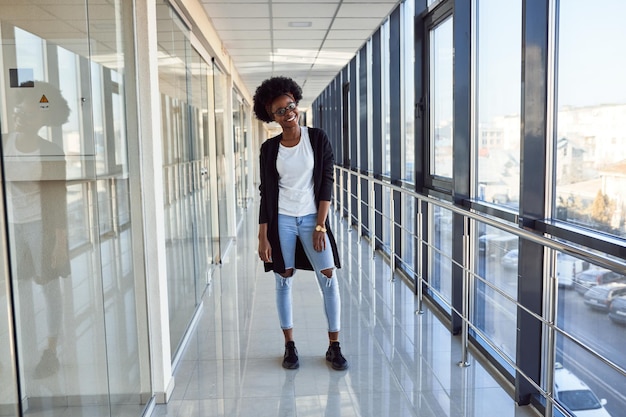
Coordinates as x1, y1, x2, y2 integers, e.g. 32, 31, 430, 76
258, 127, 341, 273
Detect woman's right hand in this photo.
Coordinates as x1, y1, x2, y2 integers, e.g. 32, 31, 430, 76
258, 237, 272, 263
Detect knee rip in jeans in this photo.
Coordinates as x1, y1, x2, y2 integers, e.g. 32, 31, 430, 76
321, 268, 333, 278
280, 268, 294, 278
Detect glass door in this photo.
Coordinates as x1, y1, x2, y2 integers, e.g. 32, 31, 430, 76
232, 90, 249, 224
213, 65, 231, 260
0, 1, 149, 415
0, 138, 19, 416
156, 3, 216, 358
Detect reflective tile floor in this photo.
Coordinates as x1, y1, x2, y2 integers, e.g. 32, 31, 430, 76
152, 207, 540, 417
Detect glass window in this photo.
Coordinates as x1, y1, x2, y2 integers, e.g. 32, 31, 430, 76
429, 16, 453, 179
401, 0, 416, 276
381, 21, 392, 249
474, 224, 518, 370
555, 253, 626, 417
381, 20, 391, 176
402, 0, 415, 183
555, 1, 626, 238
355, 52, 362, 170
428, 205, 453, 312
367, 39, 374, 175
475, 0, 521, 208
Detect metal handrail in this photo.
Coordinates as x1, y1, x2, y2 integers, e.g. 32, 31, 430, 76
334, 166, 626, 274
333, 165, 626, 416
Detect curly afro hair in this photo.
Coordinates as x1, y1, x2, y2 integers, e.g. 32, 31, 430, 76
252, 76, 303, 123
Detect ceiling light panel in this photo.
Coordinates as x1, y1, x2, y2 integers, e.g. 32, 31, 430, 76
272, 18, 332, 30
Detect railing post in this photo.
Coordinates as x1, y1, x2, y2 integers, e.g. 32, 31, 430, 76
390, 193, 395, 280
416, 201, 424, 314
339, 169, 344, 221
357, 175, 362, 241
458, 216, 471, 368
369, 177, 376, 259
333, 168, 337, 214
347, 170, 352, 231
543, 248, 557, 417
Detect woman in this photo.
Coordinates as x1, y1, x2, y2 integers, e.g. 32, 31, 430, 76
254, 76, 348, 371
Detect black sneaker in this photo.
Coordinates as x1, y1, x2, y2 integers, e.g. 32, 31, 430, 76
326, 341, 348, 370
34, 348, 60, 379
282, 341, 299, 369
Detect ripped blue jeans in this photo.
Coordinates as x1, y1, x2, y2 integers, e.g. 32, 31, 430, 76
275, 213, 341, 333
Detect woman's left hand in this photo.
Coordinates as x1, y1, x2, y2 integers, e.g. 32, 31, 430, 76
313, 230, 326, 252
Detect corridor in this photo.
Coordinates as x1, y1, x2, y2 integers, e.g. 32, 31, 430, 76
152, 206, 538, 417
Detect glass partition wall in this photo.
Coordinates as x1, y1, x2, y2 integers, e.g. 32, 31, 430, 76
156, 3, 218, 359
213, 66, 231, 258
232, 91, 249, 225
0, 0, 150, 415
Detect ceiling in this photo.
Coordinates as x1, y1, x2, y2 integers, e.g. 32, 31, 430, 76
0, 0, 401, 115
199, 0, 402, 111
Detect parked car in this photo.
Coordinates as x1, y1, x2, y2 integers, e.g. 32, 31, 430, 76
609, 294, 626, 325
479, 234, 517, 259
583, 282, 626, 312
501, 249, 518, 269
574, 268, 626, 295
556, 252, 585, 289
554, 363, 610, 417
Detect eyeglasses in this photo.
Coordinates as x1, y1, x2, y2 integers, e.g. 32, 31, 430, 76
272, 102, 297, 116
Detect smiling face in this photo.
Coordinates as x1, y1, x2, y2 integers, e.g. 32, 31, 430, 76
270, 94, 299, 129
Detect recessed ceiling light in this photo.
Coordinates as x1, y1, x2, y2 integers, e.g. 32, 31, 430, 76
288, 21, 312, 28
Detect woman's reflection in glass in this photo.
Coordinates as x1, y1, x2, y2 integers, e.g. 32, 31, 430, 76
4, 80, 70, 379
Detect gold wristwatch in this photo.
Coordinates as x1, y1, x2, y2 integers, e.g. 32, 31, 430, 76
315, 225, 327, 233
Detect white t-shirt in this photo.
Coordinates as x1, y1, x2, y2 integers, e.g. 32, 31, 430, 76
276, 127, 318, 217
3, 133, 43, 224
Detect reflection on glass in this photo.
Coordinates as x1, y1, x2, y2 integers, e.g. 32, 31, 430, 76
214, 65, 230, 257
1, 1, 148, 411
428, 205, 453, 311
157, 4, 202, 356
190, 49, 215, 288
473, 225, 518, 365
476, 0, 521, 208
4, 79, 74, 386
429, 16, 453, 178
555, 1, 626, 237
